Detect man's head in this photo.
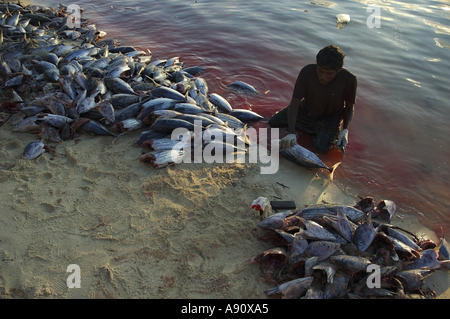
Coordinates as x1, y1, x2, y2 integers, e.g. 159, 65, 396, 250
316, 45, 346, 84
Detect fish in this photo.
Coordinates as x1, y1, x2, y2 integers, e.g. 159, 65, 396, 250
394, 269, 434, 293
23, 139, 45, 159
376, 223, 420, 251
139, 149, 189, 169
150, 118, 198, 133
266, 277, 313, 299
371, 199, 397, 222
323, 272, 350, 299
97, 101, 115, 123
214, 113, 246, 129
298, 218, 338, 242
142, 138, 187, 151
134, 130, 168, 146
437, 236, 450, 261
110, 118, 143, 133
303, 285, 324, 299
209, 93, 232, 113
182, 66, 204, 75
289, 235, 309, 259
228, 109, 264, 123
34, 61, 57, 74
77, 96, 97, 114
110, 94, 142, 109
4, 74, 23, 88
407, 247, 450, 270
279, 143, 341, 181
151, 86, 186, 100
305, 241, 341, 262
76, 119, 121, 141
371, 233, 400, 263
312, 260, 338, 283
330, 255, 372, 274
227, 80, 258, 94
194, 77, 208, 95
329, 208, 353, 242
353, 214, 379, 251
248, 247, 289, 285
104, 77, 136, 95
172, 103, 208, 115
257, 210, 295, 229
195, 92, 215, 113
37, 114, 73, 129
297, 203, 367, 224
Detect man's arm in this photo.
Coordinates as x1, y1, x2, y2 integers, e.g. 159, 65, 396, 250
342, 102, 354, 130
287, 97, 302, 134
279, 97, 302, 149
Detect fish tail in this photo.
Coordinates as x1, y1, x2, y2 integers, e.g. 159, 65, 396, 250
328, 162, 341, 182
112, 132, 127, 144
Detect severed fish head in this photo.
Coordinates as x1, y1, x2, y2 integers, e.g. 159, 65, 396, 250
353, 221, 378, 251
23, 140, 45, 159
305, 240, 341, 261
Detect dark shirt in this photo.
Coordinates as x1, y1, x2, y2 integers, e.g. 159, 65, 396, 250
292, 64, 357, 121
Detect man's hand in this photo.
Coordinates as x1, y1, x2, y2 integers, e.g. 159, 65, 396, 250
336, 129, 349, 148
280, 133, 296, 149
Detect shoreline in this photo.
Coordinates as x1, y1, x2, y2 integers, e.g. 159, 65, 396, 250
0, 1, 449, 299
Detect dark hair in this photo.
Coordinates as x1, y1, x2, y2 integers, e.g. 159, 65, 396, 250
316, 45, 346, 70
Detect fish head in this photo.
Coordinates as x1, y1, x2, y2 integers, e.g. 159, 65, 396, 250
353, 222, 376, 251
23, 140, 45, 159
307, 241, 340, 261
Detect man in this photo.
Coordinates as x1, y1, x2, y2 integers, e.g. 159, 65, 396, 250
268, 45, 357, 154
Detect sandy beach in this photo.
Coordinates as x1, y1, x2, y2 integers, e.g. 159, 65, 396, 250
0, 1, 449, 300
0, 121, 449, 299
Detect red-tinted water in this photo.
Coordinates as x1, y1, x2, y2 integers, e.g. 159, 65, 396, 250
35, 0, 450, 236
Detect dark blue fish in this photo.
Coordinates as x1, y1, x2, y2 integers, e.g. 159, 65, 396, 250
227, 80, 258, 94
151, 86, 185, 100
280, 143, 341, 181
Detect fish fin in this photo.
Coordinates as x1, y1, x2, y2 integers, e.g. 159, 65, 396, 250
328, 162, 341, 182
260, 90, 270, 97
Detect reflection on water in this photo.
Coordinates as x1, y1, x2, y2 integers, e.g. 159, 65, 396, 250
34, 0, 450, 235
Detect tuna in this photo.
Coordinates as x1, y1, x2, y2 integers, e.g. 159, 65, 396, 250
279, 143, 341, 181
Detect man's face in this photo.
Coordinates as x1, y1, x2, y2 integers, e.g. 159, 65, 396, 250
316, 66, 341, 85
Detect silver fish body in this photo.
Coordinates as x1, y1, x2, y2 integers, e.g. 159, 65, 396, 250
139, 149, 188, 169
280, 143, 340, 180
23, 140, 45, 159
298, 204, 365, 223
209, 93, 232, 113
228, 109, 264, 123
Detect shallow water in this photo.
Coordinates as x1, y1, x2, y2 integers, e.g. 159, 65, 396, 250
34, 0, 450, 235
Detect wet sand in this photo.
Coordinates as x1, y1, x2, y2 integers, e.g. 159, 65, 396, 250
0, 0, 449, 299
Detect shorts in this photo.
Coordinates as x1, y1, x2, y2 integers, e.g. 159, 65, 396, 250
268, 102, 342, 153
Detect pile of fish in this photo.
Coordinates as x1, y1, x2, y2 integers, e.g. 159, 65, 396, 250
0, 3, 266, 165
250, 196, 450, 299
